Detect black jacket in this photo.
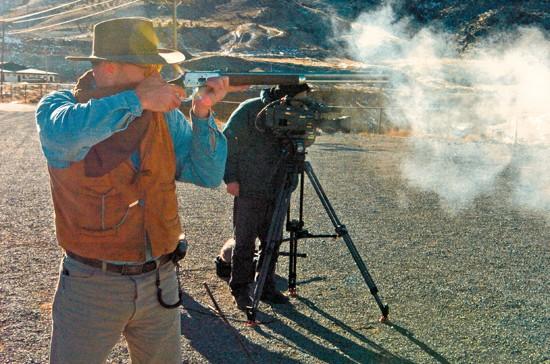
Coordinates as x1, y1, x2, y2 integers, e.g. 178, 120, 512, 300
222, 90, 285, 199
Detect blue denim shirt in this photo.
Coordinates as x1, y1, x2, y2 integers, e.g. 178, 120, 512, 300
35, 89, 227, 188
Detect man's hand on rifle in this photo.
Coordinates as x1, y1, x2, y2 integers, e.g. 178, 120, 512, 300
192, 77, 249, 118
136, 73, 185, 112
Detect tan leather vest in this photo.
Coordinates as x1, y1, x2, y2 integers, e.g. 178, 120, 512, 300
48, 113, 182, 261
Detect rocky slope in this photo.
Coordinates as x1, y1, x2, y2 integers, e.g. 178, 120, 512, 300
1, 0, 548, 80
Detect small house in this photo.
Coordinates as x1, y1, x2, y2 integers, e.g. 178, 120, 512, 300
0, 62, 59, 83
15, 69, 59, 83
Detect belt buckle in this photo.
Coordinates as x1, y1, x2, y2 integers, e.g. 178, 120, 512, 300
120, 260, 159, 275
143, 260, 158, 273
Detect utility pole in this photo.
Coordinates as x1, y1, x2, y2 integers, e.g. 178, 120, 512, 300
1, 21, 5, 103
172, 0, 177, 49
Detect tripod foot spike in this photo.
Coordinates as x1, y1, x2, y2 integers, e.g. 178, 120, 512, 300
378, 304, 390, 323
245, 308, 256, 327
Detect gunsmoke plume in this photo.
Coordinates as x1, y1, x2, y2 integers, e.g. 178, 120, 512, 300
342, 4, 550, 214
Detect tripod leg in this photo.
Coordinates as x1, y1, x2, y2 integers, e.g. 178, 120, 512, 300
288, 231, 298, 296
247, 172, 297, 324
288, 170, 304, 297
304, 162, 389, 321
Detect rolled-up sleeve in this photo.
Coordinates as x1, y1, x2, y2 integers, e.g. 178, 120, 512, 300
35, 89, 143, 168
168, 109, 227, 188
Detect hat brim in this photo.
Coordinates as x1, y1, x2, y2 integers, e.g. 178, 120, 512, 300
66, 48, 185, 64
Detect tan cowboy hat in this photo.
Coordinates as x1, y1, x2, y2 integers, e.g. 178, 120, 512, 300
66, 17, 185, 64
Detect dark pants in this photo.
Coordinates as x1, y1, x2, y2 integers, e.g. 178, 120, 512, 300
229, 196, 282, 296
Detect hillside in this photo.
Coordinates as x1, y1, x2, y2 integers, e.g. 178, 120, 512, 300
1, 0, 548, 80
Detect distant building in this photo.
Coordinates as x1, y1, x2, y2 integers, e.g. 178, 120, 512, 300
16, 68, 59, 83
0, 62, 59, 83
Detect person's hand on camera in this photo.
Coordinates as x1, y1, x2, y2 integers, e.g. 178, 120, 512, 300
226, 182, 240, 197
136, 73, 185, 112
192, 77, 249, 118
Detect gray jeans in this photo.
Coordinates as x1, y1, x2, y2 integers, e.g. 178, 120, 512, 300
50, 255, 181, 364
230, 196, 282, 295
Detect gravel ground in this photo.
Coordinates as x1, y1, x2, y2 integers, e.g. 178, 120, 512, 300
0, 109, 548, 364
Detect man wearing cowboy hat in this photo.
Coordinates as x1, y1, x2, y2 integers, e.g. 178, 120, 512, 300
35, 17, 243, 363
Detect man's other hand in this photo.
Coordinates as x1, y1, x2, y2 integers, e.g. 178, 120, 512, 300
226, 182, 240, 197
192, 77, 249, 118
136, 73, 185, 112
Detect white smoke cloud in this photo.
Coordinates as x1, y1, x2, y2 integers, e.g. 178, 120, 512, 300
342, 4, 550, 214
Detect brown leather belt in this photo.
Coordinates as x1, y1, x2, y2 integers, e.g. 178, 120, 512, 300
66, 251, 173, 276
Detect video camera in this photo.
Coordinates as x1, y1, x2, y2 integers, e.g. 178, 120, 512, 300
254, 92, 335, 152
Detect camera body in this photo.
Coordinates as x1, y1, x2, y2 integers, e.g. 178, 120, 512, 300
257, 95, 331, 149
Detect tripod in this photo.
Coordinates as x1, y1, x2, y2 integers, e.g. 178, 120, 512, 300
246, 139, 389, 324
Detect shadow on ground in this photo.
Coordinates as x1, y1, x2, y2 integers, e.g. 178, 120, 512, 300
268, 297, 412, 364
382, 320, 451, 364
180, 280, 415, 363
180, 292, 299, 363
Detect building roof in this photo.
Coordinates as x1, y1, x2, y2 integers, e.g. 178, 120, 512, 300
0, 68, 15, 73
16, 68, 58, 75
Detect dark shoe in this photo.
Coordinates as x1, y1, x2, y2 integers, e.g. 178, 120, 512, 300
214, 256, 231, 279
261, 288, 289, 304
232, 292, 252, 311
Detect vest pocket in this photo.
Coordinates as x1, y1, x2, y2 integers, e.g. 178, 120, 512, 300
79, 188, 135, 236
160, 183, 179, 226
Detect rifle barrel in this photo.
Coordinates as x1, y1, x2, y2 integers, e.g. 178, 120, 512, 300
221, 73, 302, 86
301, 73, 388, 83
222, 72, 388, 86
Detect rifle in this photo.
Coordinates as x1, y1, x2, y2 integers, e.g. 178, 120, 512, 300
168, 71, 388, 88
